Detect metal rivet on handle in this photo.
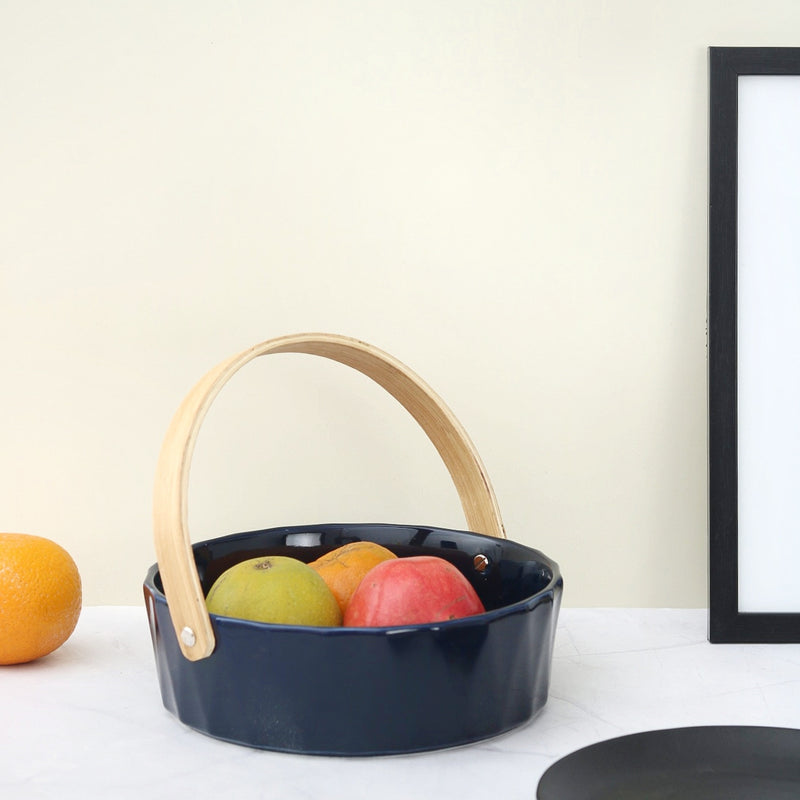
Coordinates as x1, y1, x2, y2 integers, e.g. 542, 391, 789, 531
180, 626, 196, 647
473, 554, 489, 573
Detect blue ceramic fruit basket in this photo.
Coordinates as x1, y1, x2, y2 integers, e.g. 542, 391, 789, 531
143, 333, 562, 756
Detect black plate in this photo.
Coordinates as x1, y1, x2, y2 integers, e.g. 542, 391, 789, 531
537, 726, 800, 800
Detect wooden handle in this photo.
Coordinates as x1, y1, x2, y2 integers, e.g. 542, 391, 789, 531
153, 333, 505, 661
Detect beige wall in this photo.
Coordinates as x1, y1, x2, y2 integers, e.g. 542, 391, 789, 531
2, 1, 797, 606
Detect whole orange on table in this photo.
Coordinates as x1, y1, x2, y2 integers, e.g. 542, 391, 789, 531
0, 533, 82, 665
309, 540, 397, 614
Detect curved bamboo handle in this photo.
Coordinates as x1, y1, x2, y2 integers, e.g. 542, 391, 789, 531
153, 333, 505, 661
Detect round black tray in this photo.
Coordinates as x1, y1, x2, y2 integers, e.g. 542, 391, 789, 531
537, 726, 800, 799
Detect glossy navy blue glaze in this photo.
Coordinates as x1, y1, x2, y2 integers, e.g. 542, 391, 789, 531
143, 523, 562, 756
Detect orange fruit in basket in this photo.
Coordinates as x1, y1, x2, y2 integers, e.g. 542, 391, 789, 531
0, 533, 82, 665
309, 541, 397, 614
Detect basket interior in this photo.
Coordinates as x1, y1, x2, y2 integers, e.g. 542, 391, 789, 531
149, 523, 558, 615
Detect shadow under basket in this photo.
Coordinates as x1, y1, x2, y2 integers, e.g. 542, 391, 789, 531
144, 333, 562, 756
144, 522, 561, 756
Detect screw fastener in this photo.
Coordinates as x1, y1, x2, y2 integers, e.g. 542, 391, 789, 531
180, 626, 196, 647
473, 554, 490, 573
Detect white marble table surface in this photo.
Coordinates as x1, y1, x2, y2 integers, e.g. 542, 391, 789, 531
3, 607, 800, 799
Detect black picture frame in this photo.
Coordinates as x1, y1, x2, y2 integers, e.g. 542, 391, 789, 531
708, 46, 800, 643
